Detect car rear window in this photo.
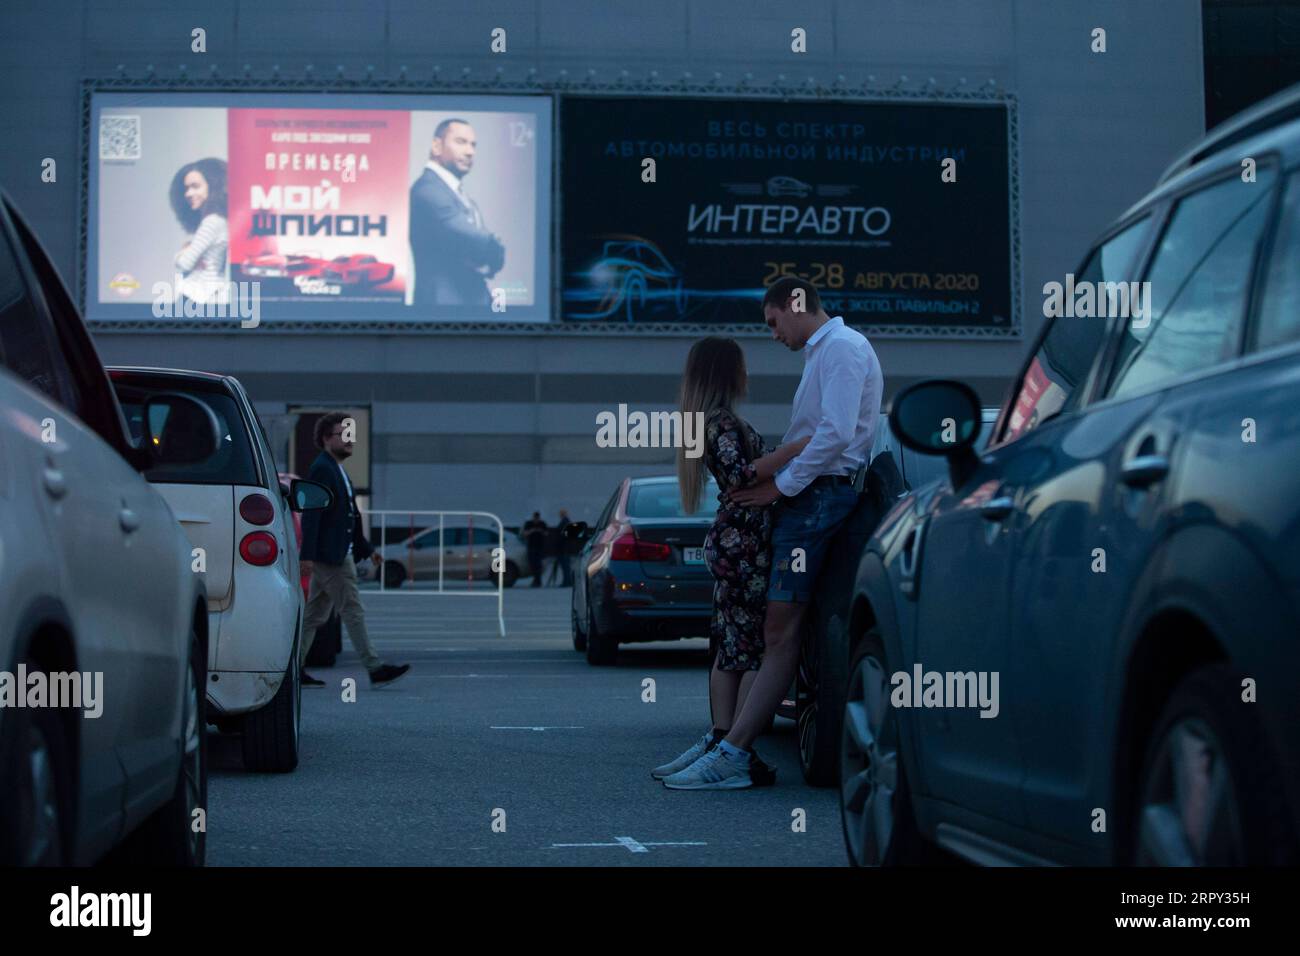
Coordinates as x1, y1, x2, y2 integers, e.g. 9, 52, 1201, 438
627, 480, 719, 518
114, 381, 260, 486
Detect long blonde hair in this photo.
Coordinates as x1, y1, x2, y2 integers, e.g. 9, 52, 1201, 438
677, 337, 748, 514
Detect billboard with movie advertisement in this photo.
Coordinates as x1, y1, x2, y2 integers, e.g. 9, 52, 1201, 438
560, 95, 1013, 334
88, 91, 551, 324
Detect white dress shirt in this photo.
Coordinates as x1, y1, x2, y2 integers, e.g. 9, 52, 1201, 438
774, 316, 883, 497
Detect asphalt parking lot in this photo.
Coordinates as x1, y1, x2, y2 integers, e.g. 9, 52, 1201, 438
207, 587, 847, 866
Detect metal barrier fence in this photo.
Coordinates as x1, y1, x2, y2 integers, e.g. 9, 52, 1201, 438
361, 509, 506, 637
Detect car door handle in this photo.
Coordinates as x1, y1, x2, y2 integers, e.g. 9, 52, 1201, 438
1120, 454, 1169, 488
119, 507, 140, 533
42, 467, 67, 500
899, 525, 921, 597
979, 496, 1015, 522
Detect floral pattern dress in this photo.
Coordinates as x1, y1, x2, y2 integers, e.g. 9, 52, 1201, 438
702, 407, 774, 671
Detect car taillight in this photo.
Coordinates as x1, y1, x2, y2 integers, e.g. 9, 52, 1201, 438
239, 493, 275, 526
239, 531, 278, 566
610, 533, 672, 563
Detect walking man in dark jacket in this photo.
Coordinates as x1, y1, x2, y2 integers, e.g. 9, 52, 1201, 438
299, 412, 410, 688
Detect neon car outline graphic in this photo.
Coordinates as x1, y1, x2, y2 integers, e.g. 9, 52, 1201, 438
565, 237, 686, 322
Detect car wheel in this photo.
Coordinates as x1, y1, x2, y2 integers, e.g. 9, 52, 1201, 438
839, 630, 929, 867
0, 658, 72, 866
1133, 662, 1296, 866
585, 602, 618, 666
502, 561, 520, 589
383, 560, 407, 589
797, 610, 844, 787
241, 639, 301, 773
116, 626, 207, 865
571, 603, 588, 652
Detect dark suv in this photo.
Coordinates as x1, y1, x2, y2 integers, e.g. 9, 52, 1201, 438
840, 85, 1300, 866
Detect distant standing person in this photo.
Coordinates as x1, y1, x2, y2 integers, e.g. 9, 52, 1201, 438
522, 512, 548, 587
544, 520, 563, 586
299, 412, 411, 688
555, 509, 575, 587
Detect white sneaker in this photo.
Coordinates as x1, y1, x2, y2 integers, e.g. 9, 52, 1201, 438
651, 732, 716, 780
662, 746, 753, 790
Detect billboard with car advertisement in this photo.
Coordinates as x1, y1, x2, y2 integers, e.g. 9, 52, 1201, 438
88, 92, 551, 323
560, 96, 1013, 334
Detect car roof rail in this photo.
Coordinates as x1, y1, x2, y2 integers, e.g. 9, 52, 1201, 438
1159, 81, 1300, 186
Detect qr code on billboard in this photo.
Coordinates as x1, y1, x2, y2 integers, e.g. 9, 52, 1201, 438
99, 115, 141, 161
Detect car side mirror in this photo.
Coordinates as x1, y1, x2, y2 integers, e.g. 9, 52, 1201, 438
289, 478, 333, 512
142, 393, 221, 466
888, 379, 983, 489
563, 521, 590, 542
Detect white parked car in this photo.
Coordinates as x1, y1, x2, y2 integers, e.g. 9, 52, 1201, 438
361, 521, 528, 588
0, 193, 214, 865
108, 368, 331, 773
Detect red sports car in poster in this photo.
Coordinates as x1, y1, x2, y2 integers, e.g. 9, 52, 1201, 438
321, 254, 397, 286
244, 251, 328, 279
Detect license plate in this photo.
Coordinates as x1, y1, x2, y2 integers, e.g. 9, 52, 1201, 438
682, 547, 705, 564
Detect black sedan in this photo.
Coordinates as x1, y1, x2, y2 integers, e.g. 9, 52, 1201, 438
570, 475, 719, 665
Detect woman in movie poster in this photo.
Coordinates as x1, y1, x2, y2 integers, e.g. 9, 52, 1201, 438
169, 157, 230, 308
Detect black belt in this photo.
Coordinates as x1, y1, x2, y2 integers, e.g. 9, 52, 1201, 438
810, 474, 854, 487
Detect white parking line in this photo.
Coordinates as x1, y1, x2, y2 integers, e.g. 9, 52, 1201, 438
549, 836, 708, 853
490, 725, 584, 731
394, 673, 576, 679
430, 674, 510, 679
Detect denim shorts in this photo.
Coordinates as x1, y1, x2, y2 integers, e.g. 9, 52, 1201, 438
766, 480, 860, 603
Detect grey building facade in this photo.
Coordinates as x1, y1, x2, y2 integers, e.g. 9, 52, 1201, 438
0, 0, 1205, 524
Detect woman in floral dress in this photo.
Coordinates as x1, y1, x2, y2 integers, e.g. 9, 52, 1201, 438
651, 338, 809, 784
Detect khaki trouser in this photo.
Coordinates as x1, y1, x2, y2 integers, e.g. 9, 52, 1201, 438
299, 558, 380, 672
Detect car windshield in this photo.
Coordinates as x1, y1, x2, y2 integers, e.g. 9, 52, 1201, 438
115, 381, 260, 486
626, 479, 719, 518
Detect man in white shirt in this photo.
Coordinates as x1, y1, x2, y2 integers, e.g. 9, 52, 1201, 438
663, 277, 882, 790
